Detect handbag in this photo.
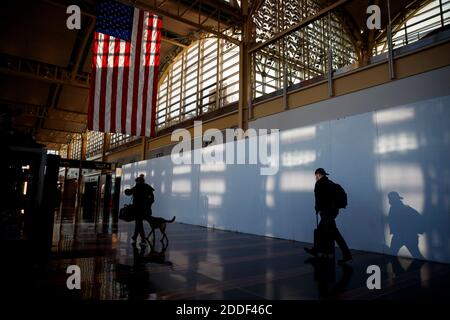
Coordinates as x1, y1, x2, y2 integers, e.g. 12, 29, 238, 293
119, 200, 135, 222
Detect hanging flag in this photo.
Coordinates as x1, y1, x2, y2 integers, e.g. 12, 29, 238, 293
88, 0, 162, 137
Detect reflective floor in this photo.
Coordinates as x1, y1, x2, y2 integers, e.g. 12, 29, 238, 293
4, 207, 450, 300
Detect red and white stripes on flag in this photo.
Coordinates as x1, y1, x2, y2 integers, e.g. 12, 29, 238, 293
88, 9, 161, 137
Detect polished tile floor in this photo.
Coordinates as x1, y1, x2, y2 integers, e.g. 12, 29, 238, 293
6, 209, 450, 300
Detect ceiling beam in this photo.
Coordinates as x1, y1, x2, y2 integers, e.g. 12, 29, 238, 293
249, 0, 265, 18
39, 126, 86, 134
118, 0, 242, 45
53, 106, 87, 115
36, 138, 69, 143
0, 54, 90, 89
43, 0, 95, 18
181, 0, 242, 20
375, 0, 426, 43
161, 37, 189, 48
0, 99, 48, 118
71, 16, 96, 80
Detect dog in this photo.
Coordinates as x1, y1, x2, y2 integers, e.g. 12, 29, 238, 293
144, 215, 176, 250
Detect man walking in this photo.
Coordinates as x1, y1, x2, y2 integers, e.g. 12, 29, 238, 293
125, 174, 155, 245
304, 168, 353, 265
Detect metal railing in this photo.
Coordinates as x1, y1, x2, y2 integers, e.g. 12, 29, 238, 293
251, 0, 450, 106
375, 0, 450, 55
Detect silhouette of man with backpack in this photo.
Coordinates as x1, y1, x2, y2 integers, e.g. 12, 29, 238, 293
304, 168, 353, 265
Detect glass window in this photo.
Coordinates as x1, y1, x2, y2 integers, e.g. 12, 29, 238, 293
252, 0, 357, 98
110, 133, 136, 150
155, 37, 240, 130
86, 131, 104, 158
69, 136, 82, 160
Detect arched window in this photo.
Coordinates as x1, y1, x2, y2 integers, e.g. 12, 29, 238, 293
252, 0, 357, 98
376, 0, 450, 54
156, 37, 240, 130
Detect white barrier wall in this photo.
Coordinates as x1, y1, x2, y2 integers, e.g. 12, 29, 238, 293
121, 71, 450, 264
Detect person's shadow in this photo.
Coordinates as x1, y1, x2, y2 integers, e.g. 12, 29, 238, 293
387, 191, 425, 260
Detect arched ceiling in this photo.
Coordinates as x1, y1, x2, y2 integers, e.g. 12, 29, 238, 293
0, 0, 434, 150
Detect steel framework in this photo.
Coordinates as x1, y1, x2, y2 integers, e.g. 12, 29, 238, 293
0, 53, 90, 89
251, 0, 357, 99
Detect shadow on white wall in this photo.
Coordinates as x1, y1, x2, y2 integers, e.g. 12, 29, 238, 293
120, 95, 450, 263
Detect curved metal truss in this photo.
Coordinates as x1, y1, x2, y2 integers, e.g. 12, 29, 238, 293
251, 0, 357, 98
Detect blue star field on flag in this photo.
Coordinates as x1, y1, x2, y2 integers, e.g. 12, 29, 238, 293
95, 0, 134, 41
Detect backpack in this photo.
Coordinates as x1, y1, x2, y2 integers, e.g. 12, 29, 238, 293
333, 183, 347, 209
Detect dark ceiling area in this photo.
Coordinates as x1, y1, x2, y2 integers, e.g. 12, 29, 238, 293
0, 0, 429, 151
0, 0, 241, 150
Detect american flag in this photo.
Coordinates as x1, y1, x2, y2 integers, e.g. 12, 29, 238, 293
88, 0, 162, 137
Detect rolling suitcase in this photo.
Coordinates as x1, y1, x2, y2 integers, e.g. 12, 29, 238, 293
314, 215, 335, 259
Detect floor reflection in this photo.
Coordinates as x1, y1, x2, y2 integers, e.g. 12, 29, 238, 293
305, 257, 354, 299
3, 205, 450, 300
115, 244, 173, 300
